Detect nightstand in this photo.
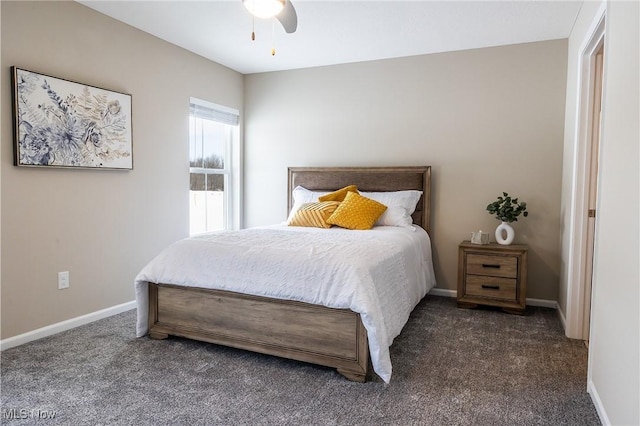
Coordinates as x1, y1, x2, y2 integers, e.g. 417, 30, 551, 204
457, 241, 528, 315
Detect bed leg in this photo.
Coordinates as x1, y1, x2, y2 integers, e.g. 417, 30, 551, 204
149, 331, 169, 340
336, 368, 367, 383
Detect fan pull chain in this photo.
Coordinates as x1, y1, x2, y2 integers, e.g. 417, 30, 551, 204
251, 15, 255, 41
271, 20, 276, 56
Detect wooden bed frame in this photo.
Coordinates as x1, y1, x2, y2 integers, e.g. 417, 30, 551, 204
148, 166, 431, 382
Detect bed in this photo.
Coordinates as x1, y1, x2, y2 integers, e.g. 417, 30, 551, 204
135, 166, 434, 383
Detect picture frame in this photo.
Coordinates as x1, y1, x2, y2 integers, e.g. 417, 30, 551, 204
11, 67, 133, 170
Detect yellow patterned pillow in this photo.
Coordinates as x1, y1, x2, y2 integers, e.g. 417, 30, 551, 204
288, 201, 341, 228
318, 185, 359, 202
326, 192, 387, 230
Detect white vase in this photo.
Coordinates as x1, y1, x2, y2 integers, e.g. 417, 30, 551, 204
495, 221, 515, 245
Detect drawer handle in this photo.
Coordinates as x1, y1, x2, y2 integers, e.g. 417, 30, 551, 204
481, 263, 501, 268
481, 284, 500, 290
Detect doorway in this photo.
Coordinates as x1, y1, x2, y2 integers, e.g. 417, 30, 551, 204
582, 41, 604, 343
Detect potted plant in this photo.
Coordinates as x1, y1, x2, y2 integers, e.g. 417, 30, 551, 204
486, 192, 528, 245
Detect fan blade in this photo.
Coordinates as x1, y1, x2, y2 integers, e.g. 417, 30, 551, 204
276, 0, 297, 33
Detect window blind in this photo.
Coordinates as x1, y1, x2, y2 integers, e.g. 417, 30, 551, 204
189, 99, 239, 126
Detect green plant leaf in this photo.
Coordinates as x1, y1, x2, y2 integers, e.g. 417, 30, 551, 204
487, 192, 528, 222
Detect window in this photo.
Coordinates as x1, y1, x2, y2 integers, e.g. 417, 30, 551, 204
189, 98, 239, 235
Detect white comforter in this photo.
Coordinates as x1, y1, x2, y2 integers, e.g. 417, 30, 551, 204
134, 224, 436, 383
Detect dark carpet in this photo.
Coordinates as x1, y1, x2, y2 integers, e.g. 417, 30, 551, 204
0, 295, 599, 425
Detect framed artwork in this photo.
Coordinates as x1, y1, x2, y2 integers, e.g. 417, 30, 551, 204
11, 67, 133, 170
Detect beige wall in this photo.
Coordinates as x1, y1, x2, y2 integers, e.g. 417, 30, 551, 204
244, 40, 568, 301
0, 1, 243, 339
588, 1, 639, 424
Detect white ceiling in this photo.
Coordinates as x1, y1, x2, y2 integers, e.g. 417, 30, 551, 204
78, 0, 583, 75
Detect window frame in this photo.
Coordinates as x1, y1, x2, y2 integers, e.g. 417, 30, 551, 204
189, 97, 239, 235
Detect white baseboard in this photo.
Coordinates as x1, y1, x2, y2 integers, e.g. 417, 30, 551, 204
427, 288, 557, 309
428, 288, 457, 298
557, 306, 568, 331
0, 300, 136, 351
525, 298, 557, 309
588, 379, 611, 425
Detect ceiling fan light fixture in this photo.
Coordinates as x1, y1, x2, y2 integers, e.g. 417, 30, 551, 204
243, 0, 285, 19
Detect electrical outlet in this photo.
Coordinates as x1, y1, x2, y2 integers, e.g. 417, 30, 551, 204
58, 271, 70, 290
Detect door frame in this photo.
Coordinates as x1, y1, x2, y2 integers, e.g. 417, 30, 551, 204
581, 41, 604, 341
564, 4, 606, 340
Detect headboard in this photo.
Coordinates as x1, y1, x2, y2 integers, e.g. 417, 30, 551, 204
287, 166, 431, 233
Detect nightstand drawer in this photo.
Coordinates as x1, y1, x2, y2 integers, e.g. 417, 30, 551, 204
466, 254, 517, 278
465, 275, 517, 300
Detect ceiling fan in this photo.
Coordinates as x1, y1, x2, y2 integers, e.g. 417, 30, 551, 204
242, 0, 298, 34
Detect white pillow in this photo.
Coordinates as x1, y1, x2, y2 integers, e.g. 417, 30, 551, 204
287, 186, 422, 228
360, 190, 422, 228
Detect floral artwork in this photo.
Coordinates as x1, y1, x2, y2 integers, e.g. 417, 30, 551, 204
12, 67, 132, 169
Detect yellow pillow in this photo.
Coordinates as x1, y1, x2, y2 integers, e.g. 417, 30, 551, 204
318, 185, 358, 202
288, 201, 341, 229
326, 192, 387, 230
